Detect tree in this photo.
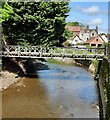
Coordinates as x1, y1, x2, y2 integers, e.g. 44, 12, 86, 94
63, 28, 73, 40
2, 2, 70, 46
0, 2, 14, 45
66, 21, 83, 26
0, 2, 14, 23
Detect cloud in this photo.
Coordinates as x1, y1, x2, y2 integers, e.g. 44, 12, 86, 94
87, 18, 102, 26
75, 6, 101, 15
99, 27, 108, 33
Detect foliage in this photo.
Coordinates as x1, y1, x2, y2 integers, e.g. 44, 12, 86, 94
66, 21, 83, 26
0, 2, 14, 23
63, 28, 73, 40
99, 59, 110, 120
2, 2, 70, 46
62, 40, 71, 47
92, 60, 99, 73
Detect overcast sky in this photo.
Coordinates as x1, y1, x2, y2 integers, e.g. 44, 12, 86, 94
66, 2, 108, 33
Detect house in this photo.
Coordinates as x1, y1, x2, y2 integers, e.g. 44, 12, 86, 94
66, 25, 98, 42
107, 34, 110, 41
69, 35, 83, 45
84, 36, 104, 47
79, 26, 98, 42
100, 33, 108, 43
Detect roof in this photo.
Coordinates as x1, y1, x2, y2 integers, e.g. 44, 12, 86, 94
89, 29, 96, 32
100, 33, 107, 38
72, 35, 83, 41
66, 26, 81, 32
84, 37, 103, 44
66, 26, 98, 34
80, 28, 97, 33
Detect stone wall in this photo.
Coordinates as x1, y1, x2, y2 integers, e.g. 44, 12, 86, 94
98, 58, 110, 120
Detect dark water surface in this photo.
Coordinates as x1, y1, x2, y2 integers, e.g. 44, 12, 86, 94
2, 62, 99, 118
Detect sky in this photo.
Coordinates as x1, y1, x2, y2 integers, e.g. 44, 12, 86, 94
66, 2, 109, 33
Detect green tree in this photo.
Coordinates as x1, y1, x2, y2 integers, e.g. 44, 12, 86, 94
66, 21, 83, 26
63, 28, 73, 40
2, 2, 70, 46
0, 2, 14, 23
0, 2, 14, 45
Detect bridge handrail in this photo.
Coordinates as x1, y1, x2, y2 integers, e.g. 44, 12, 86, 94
2, 45, 105, 56
2, 45, 105, 50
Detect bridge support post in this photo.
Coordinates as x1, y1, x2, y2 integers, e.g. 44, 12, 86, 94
62, 48, 65, 58
40, 47, 42, 58
18, 46, 20, 57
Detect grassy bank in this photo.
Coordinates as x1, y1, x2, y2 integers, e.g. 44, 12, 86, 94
46, 58, 76, 66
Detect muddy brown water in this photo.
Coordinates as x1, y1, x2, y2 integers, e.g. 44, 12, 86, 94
2, 62, 99, 118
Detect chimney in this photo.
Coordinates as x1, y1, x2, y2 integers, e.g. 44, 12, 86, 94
87, 25, 89, 30
96, 26, 98, 33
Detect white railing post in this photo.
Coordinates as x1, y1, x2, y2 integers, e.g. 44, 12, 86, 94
40, 47, 42, 57
18, 46, 20, 56
50, 47, 53, 58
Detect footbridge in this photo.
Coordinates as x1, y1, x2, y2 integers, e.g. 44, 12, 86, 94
1, 45, 107, 60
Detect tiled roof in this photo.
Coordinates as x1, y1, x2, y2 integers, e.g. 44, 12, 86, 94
84, 37, 103, 44
66, 26, 81, 32
73, 35, 83, 41
66, 26, 97, 33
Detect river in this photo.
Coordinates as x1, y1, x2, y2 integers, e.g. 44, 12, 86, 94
2, 62, 99, 118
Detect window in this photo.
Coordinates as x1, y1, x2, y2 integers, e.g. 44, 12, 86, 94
91, 44, 96, 46
98, 44, 102, 47
75, 40, 78, 42
92, 33, 94, 36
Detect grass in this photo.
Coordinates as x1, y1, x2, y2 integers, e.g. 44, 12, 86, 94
46, 58, 74, 66
48, 47, 103, 55
47, 58, 66, 64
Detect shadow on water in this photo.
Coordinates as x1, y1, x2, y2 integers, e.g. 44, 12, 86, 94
23, 59, 49, 77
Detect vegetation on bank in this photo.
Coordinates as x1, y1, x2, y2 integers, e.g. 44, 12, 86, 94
92, 60, 99, 73
99, 59, 110, 120
46, 58, 74, 65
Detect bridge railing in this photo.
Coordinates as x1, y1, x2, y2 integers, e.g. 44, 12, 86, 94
2, 45, 105, 56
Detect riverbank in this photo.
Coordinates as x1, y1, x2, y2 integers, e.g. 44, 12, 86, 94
1, 57, 49, 91
98, 58, 110, 119
0, 70, 21, 91
1, 57, 25, 91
